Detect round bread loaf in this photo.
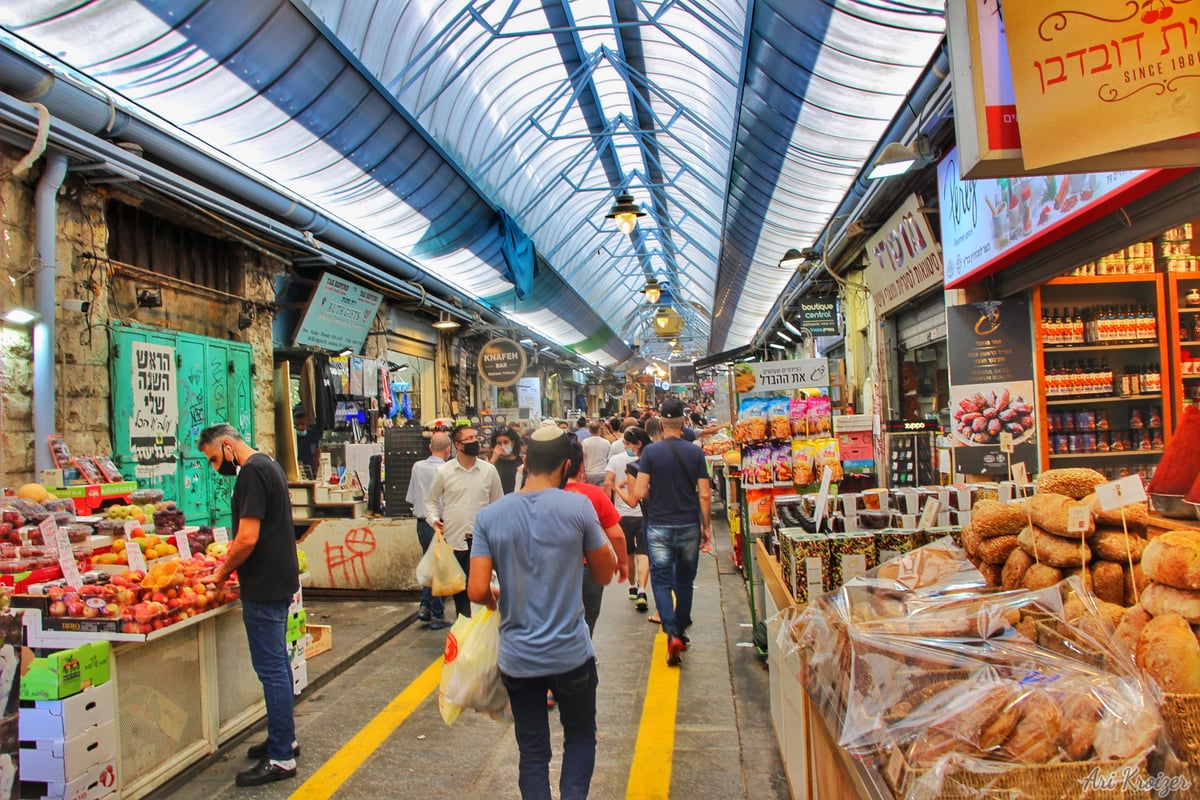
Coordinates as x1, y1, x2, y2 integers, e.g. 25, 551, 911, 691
1022, 562, 1063, 591
1137, 613, 1200, 693
1089, 529, 1147, 563
979, 534, 1019, 565
1002, 548, 1034, 591
1142, 530, 1200, 590
1091, 561, 1125, 606
1115, 604, 1151, 660
1140, 582, 1200, 623
1018, 525, 1090, 568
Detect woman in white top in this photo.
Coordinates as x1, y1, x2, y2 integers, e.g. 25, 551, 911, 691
606, 426, 653, 610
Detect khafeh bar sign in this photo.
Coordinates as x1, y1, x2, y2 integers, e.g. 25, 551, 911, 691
863, 194, 944, 316
477, 338, 527, 387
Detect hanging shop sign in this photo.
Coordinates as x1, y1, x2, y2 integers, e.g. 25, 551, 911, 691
1003, 0, 1200, 170
946, 297, 1038, 475
293, 273, 384, 354
130, 341, 178, 478
796, 296, 840, 336
945, 0, 1200, 178
863, 195, 943, 316
734, 358, 829, 395
669, 363, 696, 386
477, 338, 527, 387
700, 378, 716, 394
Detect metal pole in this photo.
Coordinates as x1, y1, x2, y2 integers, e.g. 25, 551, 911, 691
33, 151, 67, 474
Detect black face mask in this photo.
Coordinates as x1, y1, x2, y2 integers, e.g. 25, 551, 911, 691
558, 463, 571, 489
460, 441, 481, 458
218, 444, 239, 477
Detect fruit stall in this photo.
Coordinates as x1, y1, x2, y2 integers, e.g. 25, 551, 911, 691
1, 485, 309, 800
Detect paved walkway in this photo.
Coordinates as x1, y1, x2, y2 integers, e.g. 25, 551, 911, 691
151, 520, 788, 800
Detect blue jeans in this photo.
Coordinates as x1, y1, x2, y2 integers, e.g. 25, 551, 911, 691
501, 659, 598, 800
242, 599, 297, 762
416, 520, 445, 619
646, 523, 701, 639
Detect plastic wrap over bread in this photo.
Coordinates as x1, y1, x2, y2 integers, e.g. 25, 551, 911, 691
781, 542, 1175, 800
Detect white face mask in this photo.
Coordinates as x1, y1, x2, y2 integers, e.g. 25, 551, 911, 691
500, 444, 513, 456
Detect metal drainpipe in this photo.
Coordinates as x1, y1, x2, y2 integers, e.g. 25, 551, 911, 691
33, 151, 67, 474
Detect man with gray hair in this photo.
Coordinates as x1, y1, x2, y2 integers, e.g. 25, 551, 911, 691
406, 431, 452, 627
198, 424, 300, 786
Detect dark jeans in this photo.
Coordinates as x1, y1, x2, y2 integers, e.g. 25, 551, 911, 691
242, 599, 296, 762
415, 520, 444, 619
453, 547, 471, 619
646, 523, 700, 639
581, 569, 602, 637
501, 659, 598, 800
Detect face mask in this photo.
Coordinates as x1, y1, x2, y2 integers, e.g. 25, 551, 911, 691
461, 441, 481, 457
296, 429, 307, 438
499, 444, 513, 456
625, 447, 635, 457
218, 444, 239, 477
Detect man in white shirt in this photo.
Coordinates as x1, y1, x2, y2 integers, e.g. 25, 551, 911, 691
424, 425, 503, 619
581, 421, 612, 486
405, 432, 451, 626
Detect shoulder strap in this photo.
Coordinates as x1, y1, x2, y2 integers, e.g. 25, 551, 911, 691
662, 439, 699, 491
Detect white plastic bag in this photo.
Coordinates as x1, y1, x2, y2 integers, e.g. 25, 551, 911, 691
438, 607, 508, 724
415, 531, 466, 596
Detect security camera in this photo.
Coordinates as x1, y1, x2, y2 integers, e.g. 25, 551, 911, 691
60, 299, 91, 313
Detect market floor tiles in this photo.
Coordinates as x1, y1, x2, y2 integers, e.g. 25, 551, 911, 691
151, 520, 787, 800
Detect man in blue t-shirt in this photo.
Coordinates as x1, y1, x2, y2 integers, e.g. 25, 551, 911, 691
469, 427, 617, 800
633, 398, 712, 667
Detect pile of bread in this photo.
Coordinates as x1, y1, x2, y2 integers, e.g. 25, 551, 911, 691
964, 468, 1149, 607
1114, 530, 1200, 694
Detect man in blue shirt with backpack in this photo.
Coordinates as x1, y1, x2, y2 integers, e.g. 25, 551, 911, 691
632, 398, 712, 666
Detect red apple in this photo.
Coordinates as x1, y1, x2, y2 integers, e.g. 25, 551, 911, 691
65, 601, 85, 617
48, 600, 67, 617
46, 586, 65, 601
104, 603, 120, 617
81, 606, 99, 619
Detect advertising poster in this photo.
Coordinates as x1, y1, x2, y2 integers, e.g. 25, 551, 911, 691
293, 273, 384, 354
947, 298, 1038, 474
130, 342, 178, 477
733, 358, 829, 394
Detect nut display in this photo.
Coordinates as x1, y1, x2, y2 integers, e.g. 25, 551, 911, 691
952, 389, 1034, 445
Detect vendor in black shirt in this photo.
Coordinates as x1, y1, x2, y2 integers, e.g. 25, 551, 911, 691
489, 427, 522, 494
199, 424, 300, 787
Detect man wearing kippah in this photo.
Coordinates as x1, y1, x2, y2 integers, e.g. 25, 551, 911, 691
632, 397, 712, 666
468, 427, 618, 800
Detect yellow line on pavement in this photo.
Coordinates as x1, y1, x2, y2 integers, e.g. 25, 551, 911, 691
288, 657, 443, 800
626, 631, 680, 799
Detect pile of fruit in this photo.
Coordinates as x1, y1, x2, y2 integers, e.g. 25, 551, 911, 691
152, 502, 186, 536
187, 525, 216, 554
44, 553, 240, 632
91, 530, 178, 565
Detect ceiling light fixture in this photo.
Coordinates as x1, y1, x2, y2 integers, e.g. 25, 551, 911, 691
776, 330, 792, 343
605, 193, 645, 235
778, 248, 806, 269
640, 276, 662, 304
3, 307, 38, 325
783, 320, 803, 337
865, 136, 942, 181
768, 342, 787, 351
432, 310, 460, 330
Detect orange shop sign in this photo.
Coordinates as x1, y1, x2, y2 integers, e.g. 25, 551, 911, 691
1003, 0, 1200, 170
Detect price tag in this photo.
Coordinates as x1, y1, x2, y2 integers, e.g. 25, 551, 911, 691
38, 517, 59, 556
1066, 505, 1092, 534
813, 466, 834, 530
1011, 462, 1028, 486
212, 527, 229, 545
125, 541, 147, 573
917, 498, 942, 532
51, 525, 83, 586
886, 748, 905, 789
1095, 475, 1148, 512
174, 531, 192, 560
123, 520, 139, 538
998, 432, 1014, 453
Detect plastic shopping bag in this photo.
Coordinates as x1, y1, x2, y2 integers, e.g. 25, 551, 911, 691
429, 531, 466, 596
415, 538, 436, 588
437, 606, 509, 724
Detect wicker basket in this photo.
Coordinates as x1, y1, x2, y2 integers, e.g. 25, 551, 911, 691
1161, 692, 1200, 763
1033, 619, 1107, 669
886, 754, 1150, 800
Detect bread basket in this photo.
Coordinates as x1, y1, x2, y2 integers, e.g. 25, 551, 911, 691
884, 753, 1150, 800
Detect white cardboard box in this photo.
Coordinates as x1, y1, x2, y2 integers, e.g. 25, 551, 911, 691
19, 720, 115, 783
20, 682, 115, 742
38, 758, 116, 800
291, 659, 308, 696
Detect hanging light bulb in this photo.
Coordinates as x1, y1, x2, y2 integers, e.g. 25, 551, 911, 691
641, 277, 662, 304
605, 193, 645, 235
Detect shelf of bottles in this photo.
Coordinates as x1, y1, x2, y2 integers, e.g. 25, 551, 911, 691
1035, 268, 1170, 480
1166, 223, 1200, 427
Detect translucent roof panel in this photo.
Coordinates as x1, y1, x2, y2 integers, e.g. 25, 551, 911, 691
2, 0, 945, 362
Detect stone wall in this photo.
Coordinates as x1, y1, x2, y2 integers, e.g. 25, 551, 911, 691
0, 143, 283, 487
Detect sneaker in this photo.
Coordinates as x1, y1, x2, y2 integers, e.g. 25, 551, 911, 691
666, 636, 685, 667
416, 608, 431, 622
246, 741, 300, 760
635, 593, 648, 612
628, 586, 638, 601
546, 690, 557, 709
236, 759, 297, 786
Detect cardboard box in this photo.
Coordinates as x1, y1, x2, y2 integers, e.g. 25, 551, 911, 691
36, 758, 116, 800
20, 643, 110, 702
291, 659, 308, 696
305, 625, 331, 659
20, 681, 115, 741
19, 719, 115, 783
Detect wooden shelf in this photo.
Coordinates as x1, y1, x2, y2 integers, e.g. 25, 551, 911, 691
1045, 394, 1162, 406
1183, 375, 1200, 381
1179, 308, 1200, 314
1042, 342, 1158, 351
1050, 449, 1164, 459
1048, 274, 1159, 286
